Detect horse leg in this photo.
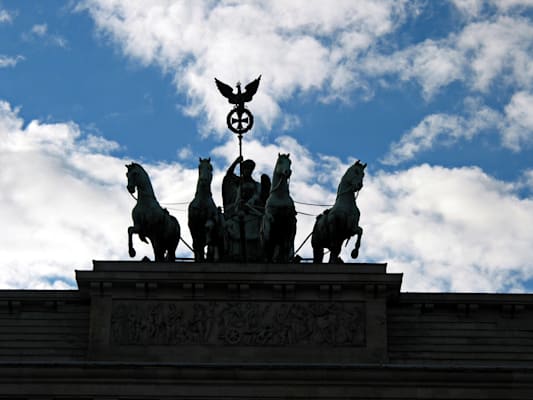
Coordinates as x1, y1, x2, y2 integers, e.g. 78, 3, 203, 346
263, 236, 273, 262
191, 228, 205, 262
166, 243, 177, 262
206, 245, 214, 262
194, 241, 205, 262
166, 220, 180, 262
328, 241, 343, 264
205, 220, 215, 262
313, 245, 324, 263
279, 241, 290, 264
215, 225, 226, 262
128, 226, 137, 257
152, 241, 164, 262
277, 228, 291, 263
164, 235, 178, 262
261, 215, 273, 262
351, 226, 363, 259
286, 216, 297, 263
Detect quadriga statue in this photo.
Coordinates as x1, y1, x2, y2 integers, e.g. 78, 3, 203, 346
126, 163, 181, 262
311, 160, 366, 263
188, 158, 224, 262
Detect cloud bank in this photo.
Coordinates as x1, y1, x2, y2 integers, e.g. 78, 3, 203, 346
1, 99, 533, 292
78, 0, 409, 134
3, 2, 533, 292
373, 6, 533, 163
78, 1, 533, 165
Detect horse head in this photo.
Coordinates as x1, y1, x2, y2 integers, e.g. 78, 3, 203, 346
275, 153, 292, 180
198, 157, 213, 184
126, 163, 140, 194
342, 160, 366, 193
125, 162, 152, 197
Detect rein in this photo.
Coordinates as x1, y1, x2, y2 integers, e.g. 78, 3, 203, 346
337, 187, 361, 198
270, 173, 290, 194
128, 187, 157, 202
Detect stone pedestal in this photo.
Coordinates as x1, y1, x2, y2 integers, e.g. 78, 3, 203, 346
76, 261, 402, 364
2, 262, 533, 398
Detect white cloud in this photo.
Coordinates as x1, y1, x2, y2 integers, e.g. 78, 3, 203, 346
77, 1, 533, 166
383, 91, 533, 163
363, 39, 466, 99
24, 23, 68, 48
0, 100, 191, 288
495, 0, 533, 11
457, 16, 533, 92
382, 98, 501, 165
502, 91, 533, 150
79, 0, 408, 135
362, 165, 533, 292
31, 23, 48, 36
177, 145, 193, 160
0, 9, 14, 23
451, 0, 485, 18
79, 0, 531, 115
363, 14, 533, 98
0, 54, 24, 68
453, 0, 533, 18
2, 99, 533, 292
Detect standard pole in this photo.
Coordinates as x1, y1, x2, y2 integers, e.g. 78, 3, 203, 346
238, 133, 247, 262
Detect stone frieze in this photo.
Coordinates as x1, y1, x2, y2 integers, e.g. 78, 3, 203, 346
111, 301, 365, 346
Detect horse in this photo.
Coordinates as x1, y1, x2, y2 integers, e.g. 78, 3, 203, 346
188, 158, 224, 262
126, 162, 180, 262
311, 160, 366, 263
261, 153, 297, 263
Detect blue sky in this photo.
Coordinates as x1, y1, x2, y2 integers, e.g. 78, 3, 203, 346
1, 0, 533, 292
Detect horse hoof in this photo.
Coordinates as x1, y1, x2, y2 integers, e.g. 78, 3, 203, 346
351, 249, 359, 259
129, 248, 136, 257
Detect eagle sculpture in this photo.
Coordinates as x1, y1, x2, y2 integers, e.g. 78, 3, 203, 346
215, 75, 261, 106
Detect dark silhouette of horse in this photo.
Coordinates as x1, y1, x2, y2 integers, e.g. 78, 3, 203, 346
126, 163, 180, 262
188, 158, 224, 261
311, 161, 366, 263
261, 153, 296, 263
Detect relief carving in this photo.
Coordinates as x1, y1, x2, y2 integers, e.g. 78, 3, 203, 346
111, 301, 364, 346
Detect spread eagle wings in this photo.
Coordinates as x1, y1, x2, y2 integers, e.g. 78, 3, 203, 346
215, 75, 261, 104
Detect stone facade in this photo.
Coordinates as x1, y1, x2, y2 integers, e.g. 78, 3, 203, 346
1, 261, 533, 398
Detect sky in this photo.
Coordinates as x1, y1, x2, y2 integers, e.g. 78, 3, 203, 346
1, 0, 533, 292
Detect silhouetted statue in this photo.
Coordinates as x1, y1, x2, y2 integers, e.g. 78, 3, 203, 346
126, 163, 181, 262
311, 161, 366, 263
261, 153, 296, 263
188, 158, 224, 262
222, 155, 270, 261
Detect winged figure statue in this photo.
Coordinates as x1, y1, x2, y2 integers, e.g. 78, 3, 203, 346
215, 75, 261, 106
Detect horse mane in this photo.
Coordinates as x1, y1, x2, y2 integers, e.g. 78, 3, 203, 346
127, 162, 155, 199
337, 161, 365, 196
128, 162, 147, 175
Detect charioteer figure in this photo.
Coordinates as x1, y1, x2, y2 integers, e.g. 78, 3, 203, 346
223, 156, 267, 216
222, 155, 270, 261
